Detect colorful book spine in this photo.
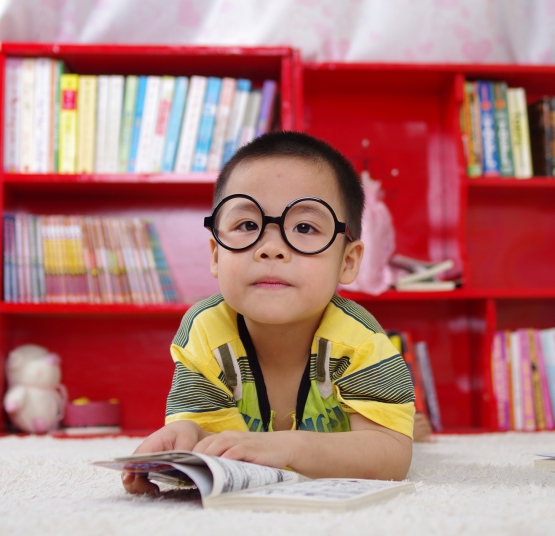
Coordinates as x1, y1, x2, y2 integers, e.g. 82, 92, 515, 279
540, 329, 555, 422
527, 97, 551, 177
238, 89, 263, 149
27, 215, 38, 303
20, 58, 36, 173
145, 221, 178, 302
414, 340, 442, 431
527, 329, 546, 430
222, 79, 251, 164
105, 75, 124, 173
35, 216, 45, 301
3, 58, 22, 173
517, 329, 536, 430
128, 76, 147, 173
150, 76, 175, 173
58, 74, 79, 174
3, 215, 13, 302
161, 76, 188, 173
509, 331, 523, 429
492, 82, 514, 177
135, 76, 162, 173
533, 330, 554, 429
255, 80, 278, 137
507, 87, 533, 178
461, 82, 482, 177
491, 331, 510, 430
207, 77, 236, 173
477, 81, 500, 177
34, 58, 53, 173
118, 75, 138, 173
50, 61, 64, 172
76, 75, 98, 173
192, 77, 222, 172
174, 75, 208, 174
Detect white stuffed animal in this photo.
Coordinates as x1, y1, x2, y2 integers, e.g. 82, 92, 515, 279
3, 344, 67, 433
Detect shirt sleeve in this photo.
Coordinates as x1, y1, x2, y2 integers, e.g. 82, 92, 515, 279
331, 332, 415, 439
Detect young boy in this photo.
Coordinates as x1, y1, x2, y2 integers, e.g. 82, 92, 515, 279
123, 132, 415, 495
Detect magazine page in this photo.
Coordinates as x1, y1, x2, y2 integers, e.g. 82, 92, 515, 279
192, 452, 302, 499
206, 479, 416, 511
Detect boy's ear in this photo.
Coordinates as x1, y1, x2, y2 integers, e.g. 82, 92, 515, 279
209, 237, 219, 278
338, 239, 364, 285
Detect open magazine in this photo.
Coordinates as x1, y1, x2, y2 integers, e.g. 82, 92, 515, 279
93, 450, 415, 512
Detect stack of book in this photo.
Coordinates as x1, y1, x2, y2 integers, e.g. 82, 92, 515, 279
390, 254, 457, 292
3, 214, 178, 304
461, 80, 555, 179
491, 329, 555, 431
3, 57, 278, 175
388, 331, 442, 431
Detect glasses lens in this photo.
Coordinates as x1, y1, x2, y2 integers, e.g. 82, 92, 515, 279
213, 197, 263, 250
284, 199, 336, 253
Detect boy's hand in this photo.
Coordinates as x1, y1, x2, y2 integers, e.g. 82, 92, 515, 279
122, 420, 210, 495
192, 430, 295, 469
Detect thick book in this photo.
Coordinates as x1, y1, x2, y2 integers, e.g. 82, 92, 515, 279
34, 58, 53, 173
135, 76, 162, 173
527, 97, 551, 177
255, 79, 278, 137
491, 331, 510, 430
93, 450, 415, 511
127, 75, 148, 173
414, 340, 442, 431
527, 329, 546, 430
192, 76, 222, 172
461, 81, 482, 177
150, 76, 175, 173
104, 75, 125, 173
161, 76, 188, 172
222, 78, 251, 165
507, 88, 533, 178
517, 329, 537, 430
94, 75, 109, 173
477, 81, 500, 176
58, 73, 79, 174
118, 75, 138, 173
20, 58, 36, 173
207, 77, 236, 172
3, 57, 22, 173
238, 89, 263, 148
174, 75, 208, 174
76, 75, 97, 173
492, 82, 514, 176
533, 330, 554, 429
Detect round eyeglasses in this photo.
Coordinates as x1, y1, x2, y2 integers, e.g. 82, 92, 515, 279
204, 194, 353, 255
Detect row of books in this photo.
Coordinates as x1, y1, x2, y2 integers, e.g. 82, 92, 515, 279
491, 329, 555, 431
461, 81, 539, 179
3, 57, 278, 175
388, 331, 442, 431
3, 214, 178, 304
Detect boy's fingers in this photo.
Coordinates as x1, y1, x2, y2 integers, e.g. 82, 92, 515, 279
121, 472, 160, 495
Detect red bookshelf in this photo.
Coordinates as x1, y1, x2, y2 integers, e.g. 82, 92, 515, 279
300, 62, 555, 432
0, 44, 296, 433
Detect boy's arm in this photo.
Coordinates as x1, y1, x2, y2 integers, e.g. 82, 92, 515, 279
192, 413, 412, 481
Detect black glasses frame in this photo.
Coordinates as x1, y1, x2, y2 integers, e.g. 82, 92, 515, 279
204, 194, 353, 255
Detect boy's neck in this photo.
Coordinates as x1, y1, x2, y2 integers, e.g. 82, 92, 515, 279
243, 311, 324, 370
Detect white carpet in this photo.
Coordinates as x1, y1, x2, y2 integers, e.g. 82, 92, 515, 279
1, 432, 554, 536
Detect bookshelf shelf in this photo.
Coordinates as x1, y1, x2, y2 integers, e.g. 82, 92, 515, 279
0, 302, 192, 315
467, 178, 555, 188
1, 172, 218, 185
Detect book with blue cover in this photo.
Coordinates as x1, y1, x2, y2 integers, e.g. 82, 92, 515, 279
192, 77, 222, 172
127, 76, 147, 172
161, 77, 189, 172
477, 81, 500, 176
255, 80, 278, 137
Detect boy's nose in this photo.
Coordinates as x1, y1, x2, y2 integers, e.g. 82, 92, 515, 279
254, 226, 289, 260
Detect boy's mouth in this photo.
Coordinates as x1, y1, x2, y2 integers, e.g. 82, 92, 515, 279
252, 277, 291, 289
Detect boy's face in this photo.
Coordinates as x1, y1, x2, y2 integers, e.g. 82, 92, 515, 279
209, 156, 363, 326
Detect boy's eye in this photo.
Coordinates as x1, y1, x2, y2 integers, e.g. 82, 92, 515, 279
294, 223, 317, 234
237, 220, 259, 232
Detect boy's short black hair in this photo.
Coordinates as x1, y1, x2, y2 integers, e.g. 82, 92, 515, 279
214, 131, 365, 240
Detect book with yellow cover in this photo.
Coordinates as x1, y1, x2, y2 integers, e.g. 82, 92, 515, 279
77, 75, 97, 173
59, 74, 79, 173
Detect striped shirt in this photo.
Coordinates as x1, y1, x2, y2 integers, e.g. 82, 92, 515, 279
166, 293, 415, 439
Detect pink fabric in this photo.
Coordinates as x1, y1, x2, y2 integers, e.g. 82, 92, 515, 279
0, 1, 553, 64
339, 172, 395, 295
